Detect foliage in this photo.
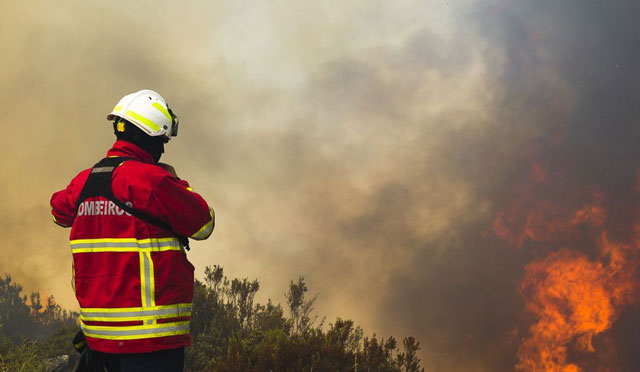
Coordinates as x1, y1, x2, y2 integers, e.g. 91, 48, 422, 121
0, 275, 78, 343
0, 269, 425, 372
285, 276, 319, 335
0, 275, 78, 372
186, 266, 425, 372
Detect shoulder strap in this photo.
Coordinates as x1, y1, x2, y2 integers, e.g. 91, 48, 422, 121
76, 157, 131, 209
75, 157, 173, 236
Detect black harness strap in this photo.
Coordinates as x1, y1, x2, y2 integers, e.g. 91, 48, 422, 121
76, 157, 189, 250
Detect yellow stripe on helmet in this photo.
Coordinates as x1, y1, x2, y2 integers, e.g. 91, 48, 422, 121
126, 110, 161, 132
152, 102, 173, 122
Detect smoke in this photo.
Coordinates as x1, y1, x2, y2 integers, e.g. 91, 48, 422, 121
379, 1, 640, 371
1, 0, 639, 370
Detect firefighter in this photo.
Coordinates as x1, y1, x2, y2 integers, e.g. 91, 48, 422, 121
50, 89, 215, 372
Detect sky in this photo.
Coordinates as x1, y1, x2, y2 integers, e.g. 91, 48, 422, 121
1, 1, 639, 370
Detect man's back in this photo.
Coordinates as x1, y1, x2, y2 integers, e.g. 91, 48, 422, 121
51, 140, 214, 354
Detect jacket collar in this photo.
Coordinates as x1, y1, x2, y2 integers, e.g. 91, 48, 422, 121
106, 140, 155, 164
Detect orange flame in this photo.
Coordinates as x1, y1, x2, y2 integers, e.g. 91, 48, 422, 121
492, 167, 640, 371
516, 247, 628, 372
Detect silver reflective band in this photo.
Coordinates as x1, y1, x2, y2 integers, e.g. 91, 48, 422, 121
81, 305, 191, 319
191, 208, 215, 240
191, 223, 213, 240
81, 323, 189, 337
92, 166, 115, 173
71, 239, 180, 250
142, 252, 152, 307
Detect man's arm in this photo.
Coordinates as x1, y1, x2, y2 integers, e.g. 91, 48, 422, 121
50, 185, 76, 228
151, 173, 215, 240
50, 170, 89, 228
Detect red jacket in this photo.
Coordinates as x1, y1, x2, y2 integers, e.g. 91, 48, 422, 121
50, 140, 214, 354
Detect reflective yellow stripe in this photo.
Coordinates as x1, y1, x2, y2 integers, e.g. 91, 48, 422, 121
70, 238, 181, 253
81, 303, 192, 313
147, 252, 156, 307
191, 208, 215, 240
139, 252, 147, 310
71, 237, 178, 244
80, 303, 192, 329
152, 102, 172, 122
81, 321, 190, 340
51, 208, 70, 227
80, 304, 191, 322
82, 328, 190, 340
113, 105, 123, 112
126, 110, 161, 132
72, 246, 181, 253
82, 314, 190, 322
71, 262, 76, 294
139, 252, 149, 306
82, 320, 189, 331
139, 250, 156, 323
81, 310, 191, 322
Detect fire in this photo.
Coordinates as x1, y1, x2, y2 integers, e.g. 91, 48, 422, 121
517, 249, 616, 371
492, 163, 640, 371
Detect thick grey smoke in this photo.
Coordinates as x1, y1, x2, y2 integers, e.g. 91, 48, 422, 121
378, 1, 640, 371
1, 0, 639, 370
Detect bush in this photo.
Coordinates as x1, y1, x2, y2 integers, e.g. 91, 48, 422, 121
0, 269, 425, 372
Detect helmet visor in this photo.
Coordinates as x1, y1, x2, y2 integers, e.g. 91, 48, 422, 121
167, 105, 179, 137
171, 115, 179, 137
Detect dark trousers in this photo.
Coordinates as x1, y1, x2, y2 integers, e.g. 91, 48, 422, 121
102, 347, 184, 372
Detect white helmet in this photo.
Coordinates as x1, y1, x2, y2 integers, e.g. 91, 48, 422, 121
106, 89, 179, 140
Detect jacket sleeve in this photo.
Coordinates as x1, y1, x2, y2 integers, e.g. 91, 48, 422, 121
151, 175, 215, 240
50, 183, 77, 228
